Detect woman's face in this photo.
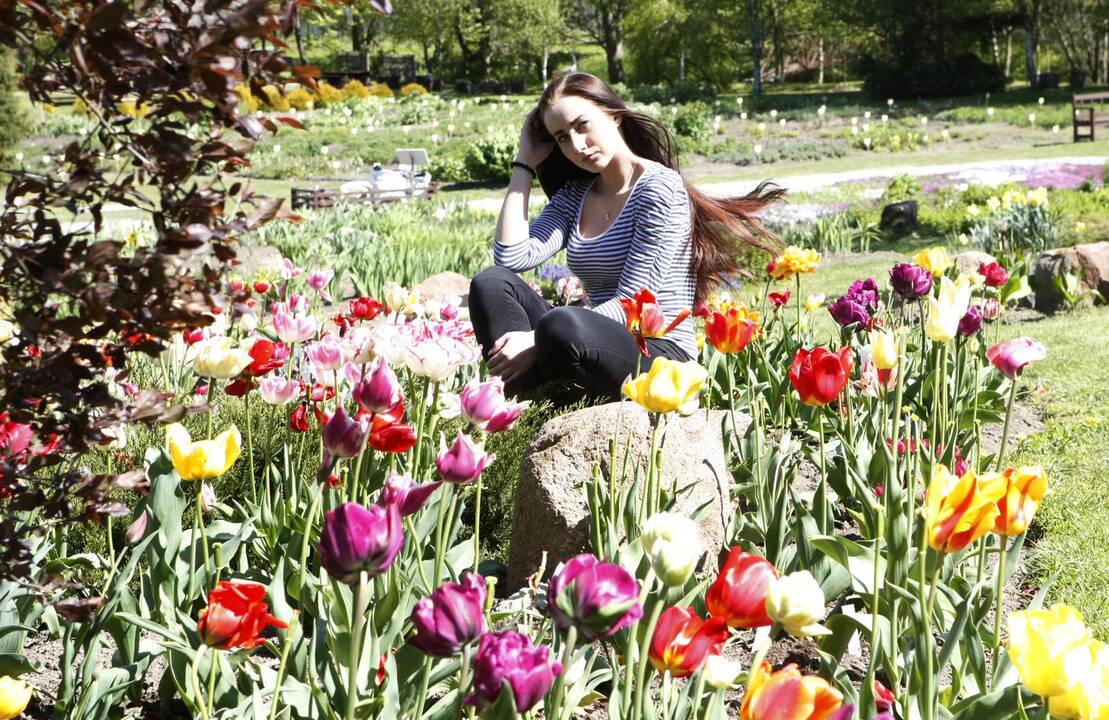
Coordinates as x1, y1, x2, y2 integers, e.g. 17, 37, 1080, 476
542, 94, 627, 172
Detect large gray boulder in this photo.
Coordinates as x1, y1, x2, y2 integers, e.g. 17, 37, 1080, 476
1033, 241, 1109, 310
506, 402, 746, 590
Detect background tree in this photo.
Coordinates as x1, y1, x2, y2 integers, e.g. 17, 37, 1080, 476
1043, 0, 1109, 84
0, 48, 29, 157
567, 0, 633, 84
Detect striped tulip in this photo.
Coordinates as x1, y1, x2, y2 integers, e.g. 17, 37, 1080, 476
648, 607, 729, 678
923, 464, 1007, 553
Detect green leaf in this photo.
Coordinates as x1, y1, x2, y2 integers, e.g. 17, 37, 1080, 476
0, 652, 38, 676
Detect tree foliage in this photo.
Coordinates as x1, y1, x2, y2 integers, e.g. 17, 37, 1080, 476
0, 0, 311, 577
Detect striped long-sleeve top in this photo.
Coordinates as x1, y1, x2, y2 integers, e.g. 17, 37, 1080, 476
492, 159, 697, 358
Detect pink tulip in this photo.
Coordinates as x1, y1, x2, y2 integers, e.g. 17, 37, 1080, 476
322, 406, 370, 458
273, 310, 316, 344
379, 471, 442, 516
258, 376, 301, 405
308, 270, 334, 301
460, 378, 529, 433
307, 334, 347, 372
986, 337, 1047, 380
354, 359, 403, 414
435, 431, 495, 484
280, 258, 303, 279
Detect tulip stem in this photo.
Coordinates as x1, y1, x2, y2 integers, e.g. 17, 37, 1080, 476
433, 482, 451, 585
207, 648, 218, 717
995, 379, 1019, 471
632, 597, 666, 720
865, 503, 884, 714
295, 482, 324, 599
690, 669, 707, 720
346, 572, 369, 720
990, 533, 1008, 689
408, 378, 429, 477
246, 390, 256, 505
548, 625, 576, 720
196, 491, 210, 588
207, 377, 218, 439
473, 475, 483, 574
816, 412, 828, 534
268, 611, 300, 720
457, 643, 473, 718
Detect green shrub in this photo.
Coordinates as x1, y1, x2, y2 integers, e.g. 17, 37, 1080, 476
882, 174, 922, 202
0, 48, 30, 156
672, 101, 713, 142
463, 133, 517, 183
630, 80, 716, 105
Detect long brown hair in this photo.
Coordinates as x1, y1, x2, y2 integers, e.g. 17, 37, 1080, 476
533, 71, 786, 305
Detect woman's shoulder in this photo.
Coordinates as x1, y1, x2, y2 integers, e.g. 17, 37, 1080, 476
635, 160, 686, 199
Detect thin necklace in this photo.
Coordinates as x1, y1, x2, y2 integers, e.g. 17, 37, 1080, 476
596, 173, 637, 221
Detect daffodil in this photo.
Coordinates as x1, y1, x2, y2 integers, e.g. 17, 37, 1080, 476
166, 423, 242, 481
622, 357, 707, 415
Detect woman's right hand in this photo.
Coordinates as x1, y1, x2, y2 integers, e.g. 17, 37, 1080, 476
517, 107, 555, 168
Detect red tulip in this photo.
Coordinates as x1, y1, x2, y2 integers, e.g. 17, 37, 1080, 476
244, 339, 288, 377
789, 347, 854, 406
649, 607, 729, 678
705, 548, 778, 628
369, 415, 417, 453
197, 580, 287, 650
350, 296, 383, 321
289, 403, 310, 432
979, 261, 1009, 288
619, 288, 691, 356
769, 289, 791, 309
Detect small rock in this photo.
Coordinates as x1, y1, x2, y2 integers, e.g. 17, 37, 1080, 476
506, 402, 746, 590
414, 271, 471, 307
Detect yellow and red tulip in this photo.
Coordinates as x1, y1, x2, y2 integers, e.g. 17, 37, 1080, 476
994, 465, 1048, 537
740, 662, 845, 720
648, 607, 729, 678
704, 306, 761, 354
923, 464, 1006, 553
619, 288, 690, 356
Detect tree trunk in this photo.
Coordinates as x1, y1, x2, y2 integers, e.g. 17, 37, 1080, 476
1023, 0, 1039, 88
295, 20, 307, 65
1005, 26, 1013, 80
818, 35, 824, 85
600, 9, 625, 84
1103, 30, 1108, 84
990, 19, 1000, 65
679, 47, 685, 81
541, 48, 549, 84
745, 0, 763, 96
347, 8, 365, 52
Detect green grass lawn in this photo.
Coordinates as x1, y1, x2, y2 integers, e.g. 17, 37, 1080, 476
799, 250, 1109, 637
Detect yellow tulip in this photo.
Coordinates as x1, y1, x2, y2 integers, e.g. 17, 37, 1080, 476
166, 423, 242, 481
1049, 639, 1109, 719
1008, 605, 1092, 698
923, 464, 1006, 552
0, 676, 32, 720
869, 328, 898, 370
994, 466, 1049, 536
914, 246, 953, 276
804, 294, 825, 312
622, 357, 707, 415
192, 336, 252, 379
926, 276, 972, 343
986, 196, 1001, 212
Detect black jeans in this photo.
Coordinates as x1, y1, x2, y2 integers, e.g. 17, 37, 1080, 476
468, 266, 691, 405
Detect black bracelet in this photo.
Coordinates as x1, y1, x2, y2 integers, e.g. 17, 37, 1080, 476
511, 160, 536, 178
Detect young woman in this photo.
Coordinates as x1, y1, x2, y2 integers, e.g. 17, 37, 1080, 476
468, 71, 784, 406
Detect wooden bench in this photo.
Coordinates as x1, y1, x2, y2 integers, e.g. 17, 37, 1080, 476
290, 183, 439, 210
1073, 92, 1109, 142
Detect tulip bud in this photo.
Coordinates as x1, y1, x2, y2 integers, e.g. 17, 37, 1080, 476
986, 337, 1047, 380
409, 572, 488, 657
649, 607, 729, 678
548, 554, 642, 640
958, 305, 983, 337
353, 359, 403, 414
322, 407, 369, 458
765, 570, 831, 638
0, 675, 33, 719
200, 483, 217, 514
435, 431, 494, 484
125, 510, 148, 545
703, 654, 743, 689
319, 502, 405, 583
466, 631, 561, 712
640, 512, 701, 587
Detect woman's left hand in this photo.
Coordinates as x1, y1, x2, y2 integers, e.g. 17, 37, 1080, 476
486, 330, 537, 386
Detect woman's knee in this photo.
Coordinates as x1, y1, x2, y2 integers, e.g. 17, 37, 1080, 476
535, 307, 585, 355
469, 265, 518, 300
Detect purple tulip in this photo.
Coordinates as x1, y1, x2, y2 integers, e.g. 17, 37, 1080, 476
828, 295, 871, 330
378, 471, 442, 517
322, 406, 369, 458
466, 631, 562, 712
889, 263, 934, 300
846, 278, 880, 311
460, 378, 528, 433
319, 502, 404, 583
547, 554, 642, 641
435, 431, 495, 484
353, 359, 403, 414
958, 305, 983, 336
409, 572, 488, 657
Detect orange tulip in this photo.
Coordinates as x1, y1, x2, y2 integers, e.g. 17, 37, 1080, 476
619, 288, 691, 356
704, 306, 761, 354
923, 465, 1007, 553
740, 662, 844, 720
994, 465, 1048, 537
197, 580, 287, 650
